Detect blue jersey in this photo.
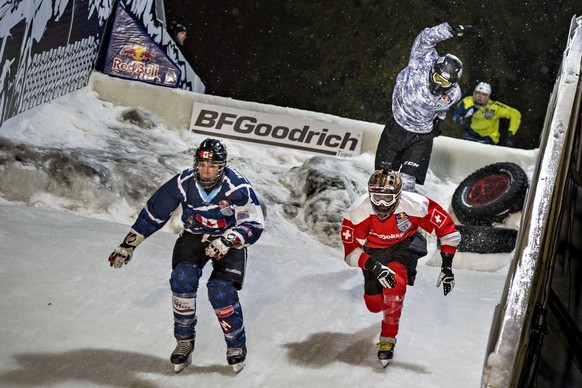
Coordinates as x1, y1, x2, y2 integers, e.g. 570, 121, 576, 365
131, 166, 264, 246
392, 23, 462, 134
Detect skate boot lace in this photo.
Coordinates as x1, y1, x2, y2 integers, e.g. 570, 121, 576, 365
174, 339, 194, 356
227, 346, 245, 357
376, 341, 395, 351
226, 344, 247, 365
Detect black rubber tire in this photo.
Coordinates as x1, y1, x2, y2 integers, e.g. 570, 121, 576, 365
456, 225, 518, 253
452, 162, 529, 226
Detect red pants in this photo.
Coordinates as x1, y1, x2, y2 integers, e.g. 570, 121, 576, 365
363, 262, 408, 338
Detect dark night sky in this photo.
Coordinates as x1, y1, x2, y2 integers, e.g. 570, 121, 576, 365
163, 1, 578, 149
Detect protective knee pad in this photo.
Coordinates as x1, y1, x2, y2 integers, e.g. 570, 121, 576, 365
207, 279, 245, 347
364, 293, 384, 313
170, 262, 201, 339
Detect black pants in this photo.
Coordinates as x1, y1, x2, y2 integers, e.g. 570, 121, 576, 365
363, 232, 428, 291
374, 115, 438, 185
172, 232, 247, 290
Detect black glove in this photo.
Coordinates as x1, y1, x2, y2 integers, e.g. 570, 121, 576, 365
366, 259, 397, 289
436, 252, 455, 295
452, 25, 482, 38
505, 133, 515, 147
432, 118, 442, 137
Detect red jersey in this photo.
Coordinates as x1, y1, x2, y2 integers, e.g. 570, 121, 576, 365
341, 192, 461, 269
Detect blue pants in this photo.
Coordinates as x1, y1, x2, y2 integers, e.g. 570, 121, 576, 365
169, 233, 247, 347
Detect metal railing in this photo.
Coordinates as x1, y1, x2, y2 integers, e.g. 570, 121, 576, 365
481, 15, 582, 388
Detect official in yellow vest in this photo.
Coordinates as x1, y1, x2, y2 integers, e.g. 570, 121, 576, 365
452, 82, 521, 145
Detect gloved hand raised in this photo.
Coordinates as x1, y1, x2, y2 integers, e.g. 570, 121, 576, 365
452, 25, 482, 38
436, 252, 455, 295
366, 259, 397, 289
109, 229, 145, 268
205, 231, 242, 260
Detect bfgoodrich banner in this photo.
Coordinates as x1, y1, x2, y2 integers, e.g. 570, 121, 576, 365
190, 103, 363, 157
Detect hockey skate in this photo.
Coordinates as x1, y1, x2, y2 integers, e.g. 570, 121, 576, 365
171, 336, 195, 373
226, 344, 247, 374
376, 336, 396, 367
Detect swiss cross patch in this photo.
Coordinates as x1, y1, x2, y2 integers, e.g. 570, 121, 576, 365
341, 225, 354, 243
430, 208, 447, 228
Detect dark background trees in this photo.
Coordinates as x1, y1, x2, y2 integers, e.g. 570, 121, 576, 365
165, 0, 578, 149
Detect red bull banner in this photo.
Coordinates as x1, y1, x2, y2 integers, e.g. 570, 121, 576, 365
102, 2, 181, 87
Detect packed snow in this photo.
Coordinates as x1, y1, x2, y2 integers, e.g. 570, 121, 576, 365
0, 83, 537, 387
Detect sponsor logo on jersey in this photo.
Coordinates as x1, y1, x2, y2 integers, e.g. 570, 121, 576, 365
236, 211, 249, 220
395, 212, 412, 232
436, 93, 453, 109
219, 200, 234, 216
220, 207, 234, 216
440, 94, 451, 103
240, 225, 253, 237
485, 109, 495, 120
370, 231, 404, 240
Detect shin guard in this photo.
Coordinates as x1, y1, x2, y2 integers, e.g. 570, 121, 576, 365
207, 279, 245, 347
170, 262, 202, 339
381, 262, 408, 338
364, 293, 384, 313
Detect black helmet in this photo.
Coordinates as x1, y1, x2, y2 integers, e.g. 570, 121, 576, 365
368, 169, 402, 220
428, 54, 463, 95
194, 138, 227, 189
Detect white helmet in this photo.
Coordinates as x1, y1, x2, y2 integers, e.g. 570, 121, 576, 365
474, 82, 492, 95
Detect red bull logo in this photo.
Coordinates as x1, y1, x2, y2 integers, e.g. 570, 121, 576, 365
120, 45, 156, 62
112, 58, 160, 77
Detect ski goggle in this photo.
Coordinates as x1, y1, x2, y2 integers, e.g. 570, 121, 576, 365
370, 193, 398, 207
432, 73, 452, 88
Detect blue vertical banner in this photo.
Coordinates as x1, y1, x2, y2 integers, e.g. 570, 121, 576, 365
102, 2, 181, 87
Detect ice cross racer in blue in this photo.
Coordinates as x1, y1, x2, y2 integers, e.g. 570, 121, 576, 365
108, 137, 264, 373
375, 23, 481, 192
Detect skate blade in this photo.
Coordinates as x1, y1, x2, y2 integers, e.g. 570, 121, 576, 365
173, 357, 192, 373
231, 361, 246, 374
380, 359, 390, 368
